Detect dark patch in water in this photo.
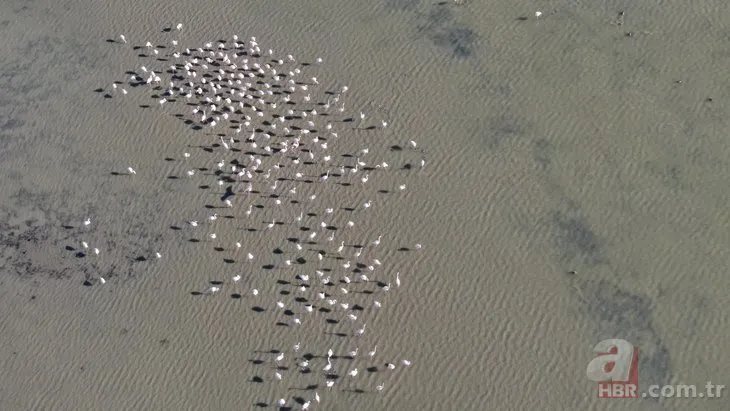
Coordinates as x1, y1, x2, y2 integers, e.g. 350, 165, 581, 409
416, 6, 477, 58
552, 211, 606, 267
574, 277, 671, 391
430, 27, 476, 59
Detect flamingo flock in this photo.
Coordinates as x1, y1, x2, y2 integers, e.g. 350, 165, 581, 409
91, 24, 426, 409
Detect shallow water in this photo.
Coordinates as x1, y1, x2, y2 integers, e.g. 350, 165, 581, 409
0, 1, 729, 410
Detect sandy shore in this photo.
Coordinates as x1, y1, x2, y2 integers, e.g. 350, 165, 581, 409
0, 0, 729, 410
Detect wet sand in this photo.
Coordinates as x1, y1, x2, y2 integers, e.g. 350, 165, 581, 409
1, 0, 729, 410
